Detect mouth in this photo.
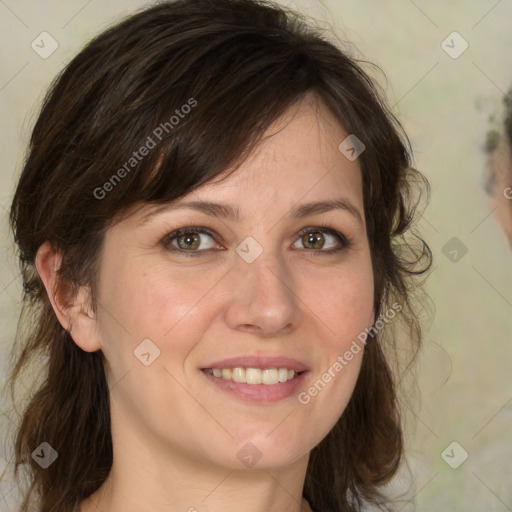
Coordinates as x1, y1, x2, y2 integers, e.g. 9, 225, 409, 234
202, 367, 303, 385
200, 356, 309, 403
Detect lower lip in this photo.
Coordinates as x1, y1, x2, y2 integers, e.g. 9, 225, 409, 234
201, 370, 309, 404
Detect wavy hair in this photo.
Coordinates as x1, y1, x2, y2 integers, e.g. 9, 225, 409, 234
3, 1, 431, 510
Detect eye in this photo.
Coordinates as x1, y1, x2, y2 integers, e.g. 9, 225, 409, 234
162, 225, 351, 256
292, 227, 351, 253
163, 227, 219, 253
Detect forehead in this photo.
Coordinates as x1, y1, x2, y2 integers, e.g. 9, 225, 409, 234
117, 93, 364, 228
200, 94, 362, 200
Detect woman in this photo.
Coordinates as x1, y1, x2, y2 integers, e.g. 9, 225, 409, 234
4, 0, 431, 510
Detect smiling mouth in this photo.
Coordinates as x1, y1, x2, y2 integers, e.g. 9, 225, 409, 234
202, 367, 303, 385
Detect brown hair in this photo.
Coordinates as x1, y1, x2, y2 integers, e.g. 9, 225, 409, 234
4, 0, 431, 510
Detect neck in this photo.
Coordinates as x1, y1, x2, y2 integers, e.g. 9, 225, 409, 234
80, 423, 311, 512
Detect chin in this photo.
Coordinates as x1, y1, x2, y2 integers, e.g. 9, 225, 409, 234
210, 434, 311, 471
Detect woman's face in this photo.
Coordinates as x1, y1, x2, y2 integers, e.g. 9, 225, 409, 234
91, 95, 375, 472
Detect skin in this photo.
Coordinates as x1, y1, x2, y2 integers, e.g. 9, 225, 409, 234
36, 93, 375, 512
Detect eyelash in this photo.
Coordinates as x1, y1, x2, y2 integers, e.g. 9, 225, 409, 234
161, 224, 352, 257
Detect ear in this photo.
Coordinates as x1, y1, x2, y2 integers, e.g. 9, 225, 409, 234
35, 241, 101, 352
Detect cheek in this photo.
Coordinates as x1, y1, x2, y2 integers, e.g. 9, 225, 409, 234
98, 256, 227, 339
95, 258, 229, 437
94, 256, 229, 404
293, 256, 374, 430
299, 259, 374, 345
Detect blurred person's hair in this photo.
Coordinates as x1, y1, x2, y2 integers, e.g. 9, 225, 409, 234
484, 88, 512, 158
483, 87, 512, 245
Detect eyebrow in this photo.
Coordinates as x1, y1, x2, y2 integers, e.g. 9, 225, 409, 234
139, 198, 363, 225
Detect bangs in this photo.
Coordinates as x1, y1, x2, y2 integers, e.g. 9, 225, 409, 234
89, 31, 321, 220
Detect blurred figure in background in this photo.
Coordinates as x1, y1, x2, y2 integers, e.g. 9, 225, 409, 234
484, 89, 512, 247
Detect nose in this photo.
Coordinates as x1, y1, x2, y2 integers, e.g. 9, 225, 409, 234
223, 249, 301, 338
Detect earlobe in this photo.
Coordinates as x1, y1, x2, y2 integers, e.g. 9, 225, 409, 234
35, 241, 101, 352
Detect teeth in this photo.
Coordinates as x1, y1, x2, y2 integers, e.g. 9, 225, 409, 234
232, 367, 245, 383
278, 368, 289, 382
263, 368, 278, 385
246, 368, 262, 384
205, 367, 298, 385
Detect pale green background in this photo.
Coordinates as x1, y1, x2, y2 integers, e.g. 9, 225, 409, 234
1, 1, 511, 511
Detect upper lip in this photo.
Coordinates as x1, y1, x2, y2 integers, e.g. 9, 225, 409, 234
201, 355, 309, 373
